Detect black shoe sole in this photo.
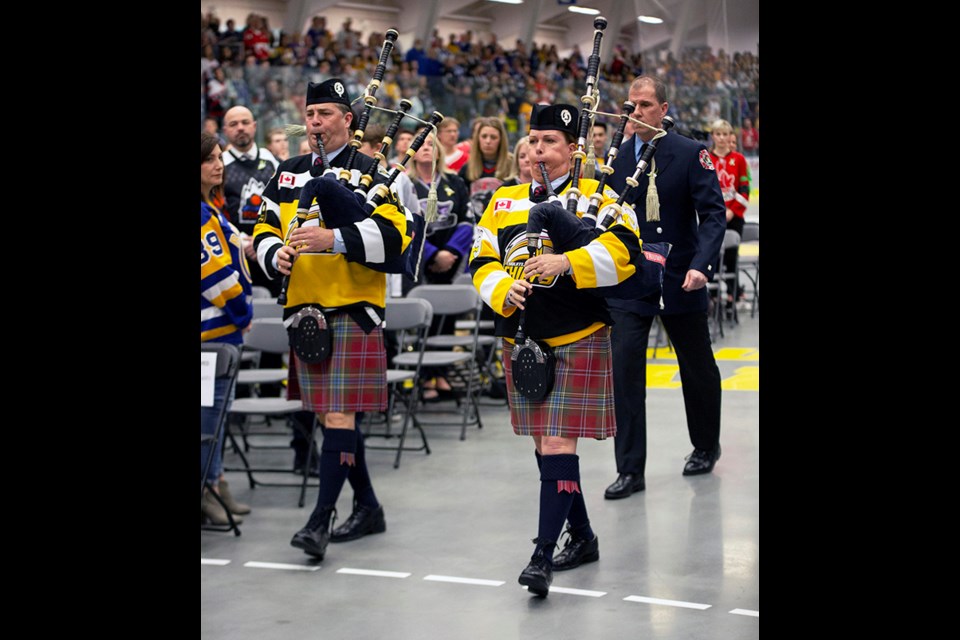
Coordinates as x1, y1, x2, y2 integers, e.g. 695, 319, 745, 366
552, 550, 599, 571
604, 485, 644, 500
290, 537, 327, 559
518, 574, 550, 597
682, 465, 717, 476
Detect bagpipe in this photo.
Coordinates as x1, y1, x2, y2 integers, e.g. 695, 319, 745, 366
277, 29, 445, 305
524, 16, 672, 306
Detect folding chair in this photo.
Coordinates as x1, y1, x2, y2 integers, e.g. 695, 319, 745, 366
452, 272, 503, 405
707, 230, 741, 341
223, 318, 319, 508
738, 222, 759, 318
365, 297, 434, 468
406, 284, 485, 440
201, 342, 242, 536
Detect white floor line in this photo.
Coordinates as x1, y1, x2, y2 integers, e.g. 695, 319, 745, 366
623, 595, 712, 610
337, 568, 411, 578
423, 575, 505, 587
522, 586, 606, 597
210, 559, 750, 610
243, 561, 321, 572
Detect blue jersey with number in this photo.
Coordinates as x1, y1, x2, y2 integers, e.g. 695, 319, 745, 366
201, 200, 253, 344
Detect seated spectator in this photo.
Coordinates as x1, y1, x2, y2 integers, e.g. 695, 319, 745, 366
501, 136, 531, 187
200, 131, 253, 525
406, 127, 472, 399
740, 117, 759, 156
459, 117, 513, 221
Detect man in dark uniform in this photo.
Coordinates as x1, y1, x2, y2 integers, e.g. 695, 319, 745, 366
253, 78, 409, 554
604, 76, 727, 500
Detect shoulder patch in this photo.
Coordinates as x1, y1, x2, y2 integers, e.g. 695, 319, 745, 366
278, 171, 296, 188
699, 149, 715, 171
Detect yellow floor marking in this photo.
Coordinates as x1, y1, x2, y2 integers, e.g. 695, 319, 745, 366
646, 347, 677, 360
647, 364, 682, 388
648, 347, 758, 361
721, 366, 759, 390
713, 347, 759, 361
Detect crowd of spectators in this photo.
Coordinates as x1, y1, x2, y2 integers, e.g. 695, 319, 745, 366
201, 11, 759, 150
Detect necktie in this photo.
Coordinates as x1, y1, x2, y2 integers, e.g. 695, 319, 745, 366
314, 156, 323, 167
531, 185, 547, 202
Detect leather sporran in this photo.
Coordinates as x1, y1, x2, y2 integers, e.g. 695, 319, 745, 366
510, 312, 555, 401
285, 306, 332, 364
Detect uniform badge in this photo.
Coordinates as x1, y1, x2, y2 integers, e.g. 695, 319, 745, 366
279, 172, 296, 188
642, 250, 667, 266
699, 150, 715, 171
494, 199, 512, 211
560, 109, 572, 126
334, 82, 345, 97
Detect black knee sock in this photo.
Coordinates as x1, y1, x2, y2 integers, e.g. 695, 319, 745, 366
536, 451, 593, 541
314, 428, 357, 513
537, 454, 581, 548
347, 426, 379, 508
565, 484, 593, 540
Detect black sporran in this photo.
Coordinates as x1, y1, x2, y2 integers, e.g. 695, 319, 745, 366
510, 312, 555, 401
285, 306, 332, 364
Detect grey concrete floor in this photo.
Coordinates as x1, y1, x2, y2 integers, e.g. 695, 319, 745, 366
201, 308, 759, 640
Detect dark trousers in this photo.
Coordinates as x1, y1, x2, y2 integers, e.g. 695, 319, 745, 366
610, 309, 722, 476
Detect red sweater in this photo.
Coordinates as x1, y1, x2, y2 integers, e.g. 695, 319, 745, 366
709, 150, 750, 219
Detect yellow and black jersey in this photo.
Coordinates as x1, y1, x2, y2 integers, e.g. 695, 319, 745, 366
468, 180, 641, 347
253, 152, 410, 321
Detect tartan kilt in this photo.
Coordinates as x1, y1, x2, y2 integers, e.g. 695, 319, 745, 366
287, 313, 387, 413
502, 327, 616, 440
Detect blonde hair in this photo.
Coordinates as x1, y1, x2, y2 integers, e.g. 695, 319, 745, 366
464, 117, 513, 182
710, 119, 734, 135
511, 135, 530, 182
709, 119, 735, 154
406, 126, 452, 179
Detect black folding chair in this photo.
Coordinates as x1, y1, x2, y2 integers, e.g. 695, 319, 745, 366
201, 342, 242, 536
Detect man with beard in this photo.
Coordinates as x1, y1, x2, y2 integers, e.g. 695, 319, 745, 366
222, 105, 280, 293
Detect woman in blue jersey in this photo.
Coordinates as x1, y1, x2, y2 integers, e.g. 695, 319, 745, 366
468, 104, 642, 597
200, 131, 254, 525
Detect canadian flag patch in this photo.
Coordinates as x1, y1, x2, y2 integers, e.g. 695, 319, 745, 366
494, 199, 512, 211
278, 171, 296, 188
699, 150, 715, 171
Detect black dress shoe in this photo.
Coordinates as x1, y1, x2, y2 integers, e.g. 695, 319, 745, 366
518, 539, 555, 597
290, 506, 336, 559
683, 444, 721, 476
330, 503, 386, 543
604, 473, 645, 500
552, 528, 599, 571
